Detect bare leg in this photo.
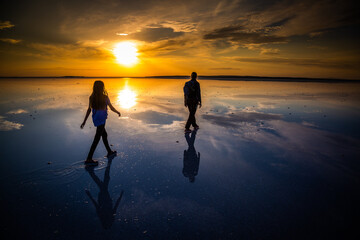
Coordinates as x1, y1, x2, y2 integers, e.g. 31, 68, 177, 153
101, 127, 112, 154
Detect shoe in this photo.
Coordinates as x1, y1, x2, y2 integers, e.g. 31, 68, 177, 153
84, 159, 99, 165
107, 150, 117, 158
184, 129, 192, 133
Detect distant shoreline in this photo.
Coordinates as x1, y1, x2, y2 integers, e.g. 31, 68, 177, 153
0, 75, 359, 82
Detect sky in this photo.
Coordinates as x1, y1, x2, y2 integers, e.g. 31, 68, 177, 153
0, 0, 359, 79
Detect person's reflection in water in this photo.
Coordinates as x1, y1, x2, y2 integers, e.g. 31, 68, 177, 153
85, 156, 124, 229
183, 129, 200, 183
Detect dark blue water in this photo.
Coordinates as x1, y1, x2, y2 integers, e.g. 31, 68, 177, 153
0, 78, 359, 239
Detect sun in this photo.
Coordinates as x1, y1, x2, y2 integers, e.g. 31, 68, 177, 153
113, 42, 139, 66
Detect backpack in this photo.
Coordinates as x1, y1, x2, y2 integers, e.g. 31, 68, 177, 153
186, 81, 197, 99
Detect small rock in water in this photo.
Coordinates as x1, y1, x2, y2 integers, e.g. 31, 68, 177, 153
47, 162, 52, 164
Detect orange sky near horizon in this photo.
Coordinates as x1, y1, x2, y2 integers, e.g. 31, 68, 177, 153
0, 0, 359, 79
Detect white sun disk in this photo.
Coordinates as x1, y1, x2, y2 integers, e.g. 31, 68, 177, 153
113, 42, 138, 66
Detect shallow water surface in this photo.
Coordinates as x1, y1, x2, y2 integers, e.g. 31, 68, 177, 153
0, 78, 359, 239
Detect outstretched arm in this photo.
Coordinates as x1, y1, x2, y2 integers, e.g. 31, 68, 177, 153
108, 97, 121, 117
81, 97, 92, 129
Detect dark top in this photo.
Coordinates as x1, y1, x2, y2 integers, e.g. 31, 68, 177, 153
184, 79, 201, 104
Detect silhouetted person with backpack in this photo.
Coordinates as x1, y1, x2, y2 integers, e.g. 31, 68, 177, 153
183, 72, 202, 133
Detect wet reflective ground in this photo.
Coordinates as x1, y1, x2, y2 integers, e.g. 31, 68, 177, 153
0, 78, 359, 239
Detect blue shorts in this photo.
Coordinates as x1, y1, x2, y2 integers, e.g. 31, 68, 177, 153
92, 109, 108, 127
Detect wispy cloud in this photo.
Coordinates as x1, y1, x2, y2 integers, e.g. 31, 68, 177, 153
139, 38, 191, 54
128, 27, 185, 42
6, 109, 28, 114
260, 47, 279, 55
203, 111, 282, 127
0, 116, 23, 131
0, 38, 22, 44
0, 20, 14, 30
203, 25, 288, 44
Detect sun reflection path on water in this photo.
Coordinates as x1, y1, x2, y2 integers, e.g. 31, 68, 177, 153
117, 83, 137, 109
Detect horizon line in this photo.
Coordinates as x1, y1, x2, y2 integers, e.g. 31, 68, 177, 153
0, 75, 359, 82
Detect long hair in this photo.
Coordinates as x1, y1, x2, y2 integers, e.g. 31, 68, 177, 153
91, 80, 108, 110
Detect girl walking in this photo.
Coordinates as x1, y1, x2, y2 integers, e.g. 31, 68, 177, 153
81, 80, 121, 165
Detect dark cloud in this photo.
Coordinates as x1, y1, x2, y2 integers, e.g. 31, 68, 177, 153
26, 43, 111, 60
0, 0, 359, 77
203, 25, 288, 44
129, 27, 184, 42
265, 17, 294, 28
139, 38, 190, 53
203, 112, 282, 128
246, 0, 359, 37
235, 57, 359, 69
209, 67, 241, 70
0, 1, 73, 44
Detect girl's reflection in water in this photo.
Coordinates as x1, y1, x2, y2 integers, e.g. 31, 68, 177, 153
183, 129, 200, 183
85, 156, 124, 229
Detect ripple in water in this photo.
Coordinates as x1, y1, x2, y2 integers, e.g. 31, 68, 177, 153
18, 156, 112, 186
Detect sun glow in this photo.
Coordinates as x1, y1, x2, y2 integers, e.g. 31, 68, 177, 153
117, 83, 137, 109
113, 42, 139, 66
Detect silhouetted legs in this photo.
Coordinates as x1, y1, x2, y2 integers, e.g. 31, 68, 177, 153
87, 124, 112, 160
185, 102, 198, 130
